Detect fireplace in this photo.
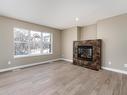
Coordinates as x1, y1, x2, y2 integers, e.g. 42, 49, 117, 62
78, 46, 93, 61
73, 39, 102, 71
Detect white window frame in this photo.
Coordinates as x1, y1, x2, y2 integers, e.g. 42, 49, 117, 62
14, 28, 53, 58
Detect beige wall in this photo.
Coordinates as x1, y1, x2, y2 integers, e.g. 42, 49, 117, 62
97, 14, 127, 71
80, 24, 97, 40
61, 14, 127, 71
61, 27, 79, 60
0, 16, 61, 69
1, 13, 127, 71
61, 25, 97, 60
77, 27, 81, 40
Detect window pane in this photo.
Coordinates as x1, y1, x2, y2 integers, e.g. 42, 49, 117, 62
30, 31, 41, 54
14, 28, 29, 42
42, 33, 52, 54
14, 28, 53, 57
15, 43, 29, 55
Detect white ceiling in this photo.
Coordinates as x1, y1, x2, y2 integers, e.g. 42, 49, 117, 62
0, 0, 127, 29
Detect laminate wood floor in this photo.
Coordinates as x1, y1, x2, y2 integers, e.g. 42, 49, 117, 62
0, 61, 127, 95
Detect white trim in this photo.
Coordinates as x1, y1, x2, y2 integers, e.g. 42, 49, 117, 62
60, 59, 127, 75
14, 53, 53, 59
1, 58, 127, 75
102, 67, 127, 75
14, 28, 53, 59
60, 58, 73, 62
0, 58, 61, 73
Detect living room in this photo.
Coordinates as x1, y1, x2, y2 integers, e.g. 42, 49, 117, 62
0, 0, 127, 95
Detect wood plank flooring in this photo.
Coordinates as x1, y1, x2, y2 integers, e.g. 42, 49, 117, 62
0, 61, 127, 95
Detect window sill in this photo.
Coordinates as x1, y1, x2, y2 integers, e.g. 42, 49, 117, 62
14, 53, 53, 59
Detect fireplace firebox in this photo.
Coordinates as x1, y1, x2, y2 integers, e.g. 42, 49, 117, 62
78, 46, 93, 61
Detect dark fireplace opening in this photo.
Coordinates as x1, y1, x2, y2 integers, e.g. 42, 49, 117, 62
78, 46, 93, 61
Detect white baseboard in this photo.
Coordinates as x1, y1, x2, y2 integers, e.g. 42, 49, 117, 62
60, 59, 127, 75
1, 58, 127, 75
60, 58, 73, 62
0, 58, 61, 73
102, 67, 127, 75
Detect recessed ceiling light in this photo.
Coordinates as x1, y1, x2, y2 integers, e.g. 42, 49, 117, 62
75, 17, 79, 21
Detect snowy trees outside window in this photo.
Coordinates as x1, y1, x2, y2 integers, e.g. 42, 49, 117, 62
14, 28, 52, 57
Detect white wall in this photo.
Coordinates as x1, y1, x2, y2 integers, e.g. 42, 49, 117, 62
0, 16, 61, 69
97, 14, 127, 71
80, 24, 97, 40
61, 27, 79, 60
61, 14, 127, 72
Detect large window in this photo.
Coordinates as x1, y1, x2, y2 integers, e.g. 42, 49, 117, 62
14, 28, 52, 58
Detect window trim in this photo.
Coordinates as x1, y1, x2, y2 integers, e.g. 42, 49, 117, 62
14, 28, 53, 58
14, 53, 53, 59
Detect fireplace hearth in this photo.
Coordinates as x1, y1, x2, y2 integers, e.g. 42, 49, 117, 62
73, 39, 102, 71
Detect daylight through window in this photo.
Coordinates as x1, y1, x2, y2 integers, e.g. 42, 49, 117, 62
14, 28, 52, 57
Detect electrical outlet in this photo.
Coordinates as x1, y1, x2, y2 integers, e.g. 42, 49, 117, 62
108, 61, 112, 65
124, 64, 127, 67
61, 54, 64, 58
8, 61, 11, 65
13, 69, 21, 72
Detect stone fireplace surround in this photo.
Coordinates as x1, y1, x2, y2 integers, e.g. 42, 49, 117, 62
73, 39, 101, 71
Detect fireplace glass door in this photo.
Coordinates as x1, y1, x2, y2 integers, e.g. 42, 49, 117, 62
78, 46, 93, 61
